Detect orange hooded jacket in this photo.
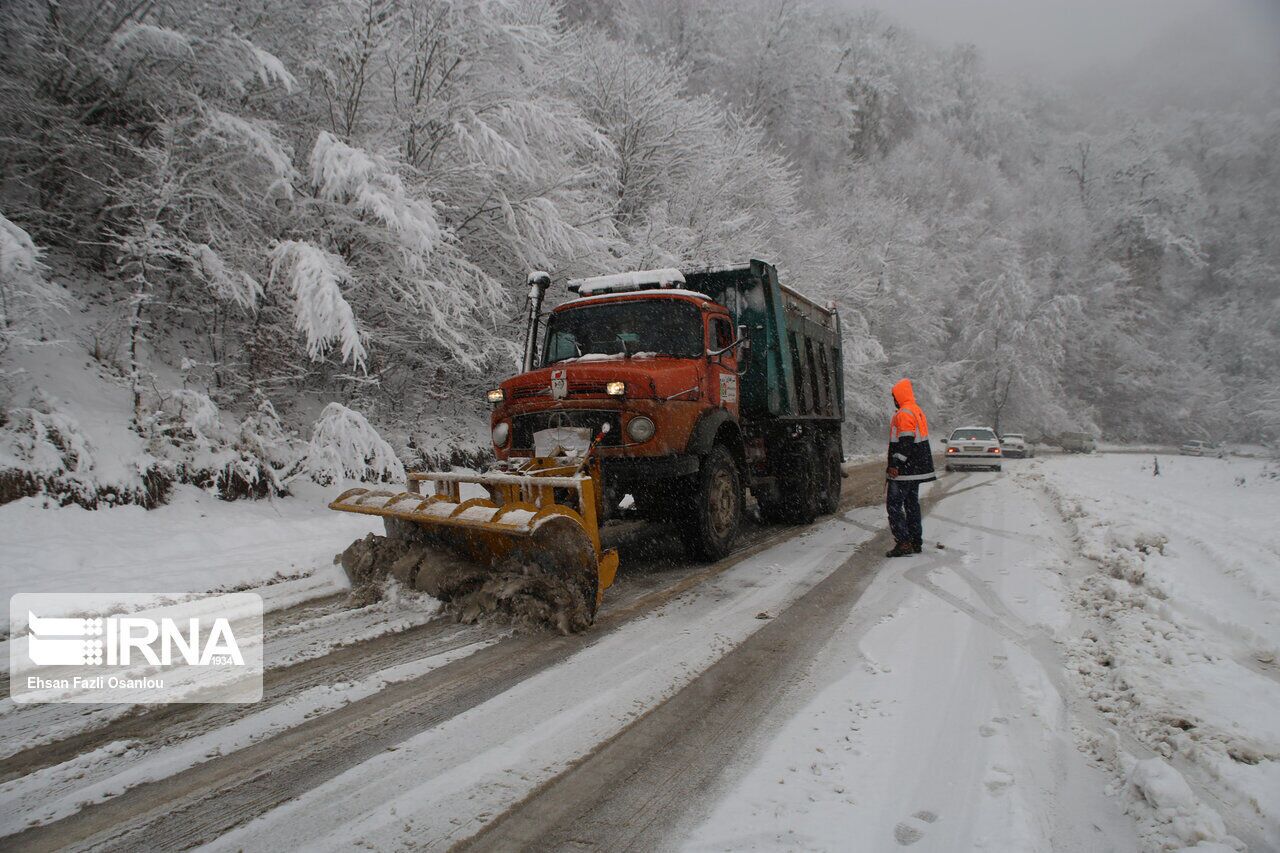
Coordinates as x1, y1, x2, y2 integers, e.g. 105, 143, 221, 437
888, 378, 937, 482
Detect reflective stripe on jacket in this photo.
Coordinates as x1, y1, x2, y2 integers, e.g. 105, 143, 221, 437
887, 378, 937, 483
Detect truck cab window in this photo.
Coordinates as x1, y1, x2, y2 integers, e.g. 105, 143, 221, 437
543, 299, 702, 365
711, 317, 734, 351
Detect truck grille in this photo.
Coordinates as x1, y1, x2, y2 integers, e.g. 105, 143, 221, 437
512, 410, 622, 450
510, 386, 548, 400
510, 381, 610, 400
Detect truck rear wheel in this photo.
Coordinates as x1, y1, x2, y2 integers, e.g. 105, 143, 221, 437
680, 444, 742, 561
760, 439, 820, 525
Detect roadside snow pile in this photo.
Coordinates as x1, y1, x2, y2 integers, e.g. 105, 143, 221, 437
1123, 757, 1243, 851
0, 478, 379, 632
1036, 455, 1280, 850
0, 394, 170, 508
0, 404, 98, 504
2, 388, 402, 507
143, 391, 304, 500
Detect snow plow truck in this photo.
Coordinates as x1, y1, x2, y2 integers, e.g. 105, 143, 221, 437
330, 260, 845, 628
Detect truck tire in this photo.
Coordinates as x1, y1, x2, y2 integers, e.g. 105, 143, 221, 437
817, 434, 842, 515
789, 441, 821, 524
679, 444, 743, 561
761, 439, 820, 525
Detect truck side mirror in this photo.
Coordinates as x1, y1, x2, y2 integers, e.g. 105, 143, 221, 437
941, 438, 948, 444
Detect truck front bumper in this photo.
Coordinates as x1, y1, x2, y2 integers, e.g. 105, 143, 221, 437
602, 454, 701, 486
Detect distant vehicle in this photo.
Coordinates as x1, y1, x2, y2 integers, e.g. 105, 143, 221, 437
1180, 439, 1225, 458
1000, 433, 1034, 458
944, 426, 1003, 471
1060, 432, 1096, 454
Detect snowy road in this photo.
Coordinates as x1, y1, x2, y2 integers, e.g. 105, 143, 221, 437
2, 455, 1278, 851
679, 471, 1138, 852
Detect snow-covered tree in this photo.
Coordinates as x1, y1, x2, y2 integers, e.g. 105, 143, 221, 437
305, 402, 404, 485
268, 240, 367, 370
0, 213, 66, 363
1, 0, 1276, 493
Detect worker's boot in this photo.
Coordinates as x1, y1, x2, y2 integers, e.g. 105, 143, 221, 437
912, 539, 923, 554
885, 540, 914, 558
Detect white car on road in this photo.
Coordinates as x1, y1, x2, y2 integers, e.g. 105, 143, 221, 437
999, 433, 1033, 458
944, 426, 1003, 471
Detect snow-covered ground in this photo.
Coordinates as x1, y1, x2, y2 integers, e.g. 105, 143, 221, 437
686, 469, 1136, 852
686, 456, 1280, 852
204, 504, 890, 851
2, 453, 1277, 851
1039, 454, 1280, 851
0, 480, 379, 633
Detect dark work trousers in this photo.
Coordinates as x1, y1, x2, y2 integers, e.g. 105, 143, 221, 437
886, 479, 922, 546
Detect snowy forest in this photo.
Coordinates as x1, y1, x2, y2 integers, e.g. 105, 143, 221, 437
1, 0, 1277, 505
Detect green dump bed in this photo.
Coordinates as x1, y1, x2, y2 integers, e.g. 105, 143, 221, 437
683, 259, 843, 423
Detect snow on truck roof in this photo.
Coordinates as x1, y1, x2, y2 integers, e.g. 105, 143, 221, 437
567, 268, 685, 295
563, 262, 835, 318
563, 288, 714, 308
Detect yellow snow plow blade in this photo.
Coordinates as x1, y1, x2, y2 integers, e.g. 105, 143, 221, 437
328, 457, 619, 616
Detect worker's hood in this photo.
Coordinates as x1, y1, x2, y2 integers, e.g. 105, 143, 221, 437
892, 378, 916, 407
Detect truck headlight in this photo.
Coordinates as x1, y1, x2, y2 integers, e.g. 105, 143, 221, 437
486, 388, 504, 404
606, 380, 626, 396
492, 421, 510, 447
627, 416, 655, 442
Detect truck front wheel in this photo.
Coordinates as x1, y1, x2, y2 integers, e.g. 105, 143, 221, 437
680, 444, 743, 561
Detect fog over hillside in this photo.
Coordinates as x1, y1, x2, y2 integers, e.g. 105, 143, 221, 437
1, 0, 1277, 499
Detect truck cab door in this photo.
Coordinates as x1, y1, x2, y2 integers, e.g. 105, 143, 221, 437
708, 315, 740, 415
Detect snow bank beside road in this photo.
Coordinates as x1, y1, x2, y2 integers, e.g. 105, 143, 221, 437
1036, 454, 1280, 850
0, 480, 379, 632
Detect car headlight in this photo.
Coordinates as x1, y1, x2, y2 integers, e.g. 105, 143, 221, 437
492, 421, 510, 447
627, 415, 655, 443
486, 388, 504, 404
606, 380, 626, 396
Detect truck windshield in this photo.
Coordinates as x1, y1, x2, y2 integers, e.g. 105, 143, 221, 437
543, 300, 702, 364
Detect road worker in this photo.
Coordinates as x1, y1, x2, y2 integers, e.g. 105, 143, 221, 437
885, 378, 937, 557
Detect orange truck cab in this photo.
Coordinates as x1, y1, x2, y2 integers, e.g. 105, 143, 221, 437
488, 260, 844, 560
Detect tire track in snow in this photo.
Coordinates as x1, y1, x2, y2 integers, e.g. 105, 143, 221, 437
455, 478, 962, 852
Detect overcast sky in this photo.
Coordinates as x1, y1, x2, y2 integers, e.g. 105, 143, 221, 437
844, 0, 1280, 101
